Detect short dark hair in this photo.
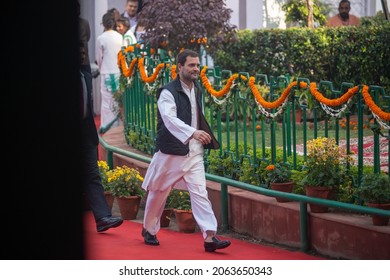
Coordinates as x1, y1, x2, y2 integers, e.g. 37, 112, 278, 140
107, 8, 119, 14
176, 49, 199, 66
116, 16, 131, 30
102, 12, 115, 29
339, 0, 351, 8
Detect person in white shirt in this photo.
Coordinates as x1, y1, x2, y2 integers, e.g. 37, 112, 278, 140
121, 0, 139, 30
116, 16, 137, 47
95, 12, 123, 131
141, 49, 231, 253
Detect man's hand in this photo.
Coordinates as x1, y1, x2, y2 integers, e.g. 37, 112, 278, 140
192, 130, 212, 145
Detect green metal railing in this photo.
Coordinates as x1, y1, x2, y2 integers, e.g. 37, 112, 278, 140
106, 51, 390, 251
120, 53, 390, 183
99, 135, 390, 252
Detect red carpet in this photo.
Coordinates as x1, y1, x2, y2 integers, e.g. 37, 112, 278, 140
84, 212, 324, 260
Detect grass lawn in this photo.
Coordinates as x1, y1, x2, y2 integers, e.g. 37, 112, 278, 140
218, 120, 374, 147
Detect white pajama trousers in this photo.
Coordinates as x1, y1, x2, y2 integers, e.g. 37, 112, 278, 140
100, 74, 122, 130
143, 183, 218, 240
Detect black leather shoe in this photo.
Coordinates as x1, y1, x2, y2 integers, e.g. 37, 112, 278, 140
204, 236, 231, 252
96, 216, 123, 232
142, 228, 159, 246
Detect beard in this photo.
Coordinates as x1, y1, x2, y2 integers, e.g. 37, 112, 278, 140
340, 12, 349, 21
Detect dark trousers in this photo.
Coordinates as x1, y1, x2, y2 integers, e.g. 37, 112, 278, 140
82, 141, 111, 222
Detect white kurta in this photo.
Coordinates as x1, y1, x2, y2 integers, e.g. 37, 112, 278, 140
142, 81, 204, 192
142, 81, 217, 238
95, 30, 123, 129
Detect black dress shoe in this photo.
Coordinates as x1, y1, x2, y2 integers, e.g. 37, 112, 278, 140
96, 216, 123, 232
142, 228, 159, 246
204, 236, 231, 252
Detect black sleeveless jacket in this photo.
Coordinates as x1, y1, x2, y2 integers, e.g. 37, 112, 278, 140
155, 78, 219, 155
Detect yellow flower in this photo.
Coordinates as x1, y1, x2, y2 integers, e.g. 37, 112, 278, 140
106, 165, 145, 198
169, 190, 191, 210
302, 137, 353, 188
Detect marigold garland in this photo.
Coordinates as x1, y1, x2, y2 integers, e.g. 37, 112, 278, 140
249, 77, 308, 109
138, 57, 167, 83
309, 82, 358, 107
117, 51, 137, 77
200, 66, 247, 98
171, 65, 177, 80
124, 46, 135, 53
361, 85, 390, 121
116, 51, 390, 124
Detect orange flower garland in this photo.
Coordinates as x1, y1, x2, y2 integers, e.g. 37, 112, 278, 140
138, 57, 167, 83
361, 85, 390, 121
117, 51, 137, 77
200, 66, 247, 98
116, 51, 389, 123
124, 46, 135, 53
309, 82, 358, 107
249, 77, 307, 109
171, 65, 177, 80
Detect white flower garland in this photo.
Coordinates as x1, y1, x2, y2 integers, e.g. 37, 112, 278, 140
320, 98, 352, 118
372, 112, 390, 130
254, 98, 289, 119
210, 82, 237, 105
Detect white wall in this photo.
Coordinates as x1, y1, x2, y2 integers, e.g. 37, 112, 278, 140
246, 0, 264, 29
225, 0, 263, 29
225, 0, 239, 27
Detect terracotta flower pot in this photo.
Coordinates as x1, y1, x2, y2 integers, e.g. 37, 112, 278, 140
104, 192, 115, 211
160, 208, 173, 228
305, 186, 333, 213
116, 195, 141, 220
367, 203, 390, 226
270, 182, 294, 202
173, 209, 196, 233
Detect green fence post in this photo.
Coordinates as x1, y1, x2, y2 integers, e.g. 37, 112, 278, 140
221, 183, 229, 232
300, 202, 309, 252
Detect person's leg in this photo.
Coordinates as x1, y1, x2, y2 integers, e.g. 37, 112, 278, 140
82, 142, 123, 232
143, 188, 170, 235
186, 182, 217, 239
187, 182, 231, 252
100, 74, 120, 130
184, 157, 218, 240
83, 143, 111, 221
142, 187, 171, 245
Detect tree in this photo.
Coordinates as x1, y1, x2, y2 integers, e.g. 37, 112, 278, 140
137, 0, 236, 57
307, 0, 313, 28
281, 0, 331, 27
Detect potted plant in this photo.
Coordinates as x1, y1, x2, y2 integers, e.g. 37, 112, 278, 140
265, 162, 294, 202
357, 173, 390, 226
170, 189, 196, 233
97, 160, 115, 210
301, 137, 353, 213
108, 165, 146, 220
